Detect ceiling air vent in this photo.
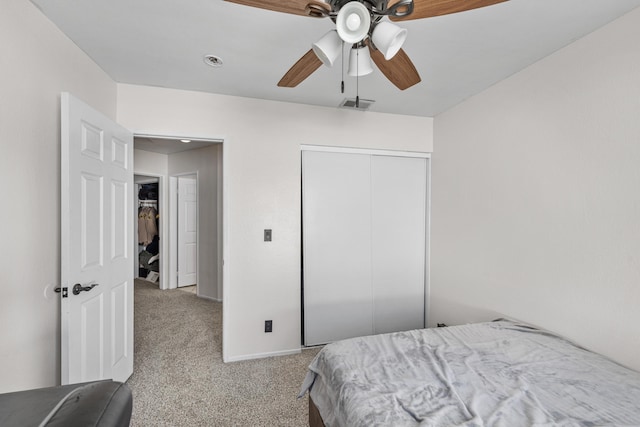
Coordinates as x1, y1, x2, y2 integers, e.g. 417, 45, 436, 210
339, 98, 375, 111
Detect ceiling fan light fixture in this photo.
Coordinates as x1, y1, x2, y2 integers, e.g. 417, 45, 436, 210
312, 30, 342, 67
348, 45, 373, 77
336, 1, 371, 44
372, 21, 408, 60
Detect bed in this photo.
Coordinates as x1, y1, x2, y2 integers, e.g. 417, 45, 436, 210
299, 319, 640, 426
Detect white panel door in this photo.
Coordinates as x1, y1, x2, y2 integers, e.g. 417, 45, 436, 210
371, 155, 427, 334
61, 93, 134, 384
178, 175, 197, 287
302, 151, 373, 346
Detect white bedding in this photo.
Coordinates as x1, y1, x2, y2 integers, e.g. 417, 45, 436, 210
299, 320, 640, 426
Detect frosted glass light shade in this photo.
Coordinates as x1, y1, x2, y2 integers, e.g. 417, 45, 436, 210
312, 30, 342, 67
372, 21, 407, 60
336, 1, 371, 44
348, 46, 373, 76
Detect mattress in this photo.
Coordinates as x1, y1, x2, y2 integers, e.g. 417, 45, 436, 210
299, 320, 640, 427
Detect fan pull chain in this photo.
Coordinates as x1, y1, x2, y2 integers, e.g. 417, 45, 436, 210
356, 47, 360, 108
341, 42, 345, 94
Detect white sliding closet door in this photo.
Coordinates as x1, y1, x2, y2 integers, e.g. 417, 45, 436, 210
303, 148, 428, 346
303, 151, 373, 346
371, 155, 426, 334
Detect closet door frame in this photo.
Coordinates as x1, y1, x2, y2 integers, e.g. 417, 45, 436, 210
133, 172, 168, 290
171, 172, 200, 290
301, 145, 431, 343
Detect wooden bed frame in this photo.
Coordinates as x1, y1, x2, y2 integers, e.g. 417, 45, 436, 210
309, 397, 326, 427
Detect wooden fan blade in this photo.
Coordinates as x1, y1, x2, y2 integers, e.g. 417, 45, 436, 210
370, 48, 421, 90
278, 49, 323, 87
225, 0, 328, 17
389, 0, 508, 21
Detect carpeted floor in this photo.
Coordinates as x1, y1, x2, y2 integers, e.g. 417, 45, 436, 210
177, 285, 197, 294
127, 279, 321, 426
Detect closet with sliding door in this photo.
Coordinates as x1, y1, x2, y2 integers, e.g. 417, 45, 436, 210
302, 147, 429, 346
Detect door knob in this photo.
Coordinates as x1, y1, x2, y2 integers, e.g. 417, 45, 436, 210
73, 283, 99, 295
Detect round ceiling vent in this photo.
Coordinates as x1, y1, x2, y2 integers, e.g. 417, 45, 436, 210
203, 55, 223, 67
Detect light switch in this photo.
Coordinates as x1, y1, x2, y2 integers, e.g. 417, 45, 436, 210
264, 229, 272, 242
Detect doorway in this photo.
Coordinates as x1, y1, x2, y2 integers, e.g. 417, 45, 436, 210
170, 173, 199, 290
135, 175, 162, 286
61, 92, 228, 384
132, 135, 223, 301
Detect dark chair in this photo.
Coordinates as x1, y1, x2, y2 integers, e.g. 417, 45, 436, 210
0, 380, 132, 426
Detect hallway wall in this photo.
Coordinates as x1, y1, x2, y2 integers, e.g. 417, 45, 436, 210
169, 144, 222, 300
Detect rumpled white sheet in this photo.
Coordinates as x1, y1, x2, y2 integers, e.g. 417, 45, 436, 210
299, 320, 640, 427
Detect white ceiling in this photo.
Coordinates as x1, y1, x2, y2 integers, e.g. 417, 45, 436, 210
31, 0, 640, 117
134, 136, 220, 154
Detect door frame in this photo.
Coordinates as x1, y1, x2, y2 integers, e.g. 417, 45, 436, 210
170, 171, 199, 291
132, 172, 168, 290
134, 132, 229, 361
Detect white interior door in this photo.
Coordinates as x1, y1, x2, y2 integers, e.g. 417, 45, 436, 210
61, 93, 134, 384
178, 175, 197, 287
302, 151, 373, 346
371, 155, 426, 334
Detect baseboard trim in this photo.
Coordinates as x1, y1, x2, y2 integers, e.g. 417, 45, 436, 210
197, 294, 222, 302
225, 348, 301, 363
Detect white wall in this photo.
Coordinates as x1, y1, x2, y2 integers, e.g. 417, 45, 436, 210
134, 149, 168, 176
0, 0, 117, 392
432, 7, 640, 371
168, 145, 222, 300
116, 84, 433, 361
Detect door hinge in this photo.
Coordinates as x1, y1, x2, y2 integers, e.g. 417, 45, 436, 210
54, 287, 68, 298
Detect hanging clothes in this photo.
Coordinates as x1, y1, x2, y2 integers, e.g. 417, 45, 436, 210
138, 205, 158, 245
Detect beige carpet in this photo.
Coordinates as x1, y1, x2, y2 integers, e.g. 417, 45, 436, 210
127, 279, 320, 426
177, 285, 197, 294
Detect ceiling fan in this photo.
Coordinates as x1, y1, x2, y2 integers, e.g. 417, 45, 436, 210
225, 0, 508, 91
